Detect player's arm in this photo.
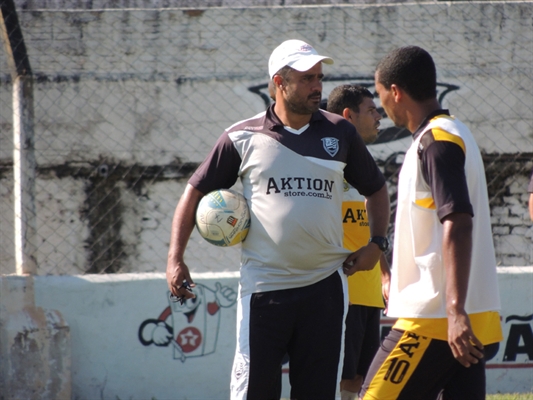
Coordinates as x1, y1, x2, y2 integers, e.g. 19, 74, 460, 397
366, 183, 390, 240
443, 212, 483, 367
166, 184, 204, 300
343, 183, 390, 275
421, 135, 482, 367
166, 130, 241, 300
380, 253, 391, 313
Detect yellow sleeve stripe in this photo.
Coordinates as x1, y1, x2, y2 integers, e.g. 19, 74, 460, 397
415, 197, 436, 209
431, 128, 466, 153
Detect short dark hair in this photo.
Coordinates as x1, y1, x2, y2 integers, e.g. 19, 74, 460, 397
375, 46, 437, 102
276, 65, 294, 81
326, 85, 374, 115
268, 80, 276, 101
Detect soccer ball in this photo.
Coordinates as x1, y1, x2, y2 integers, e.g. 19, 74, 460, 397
195, 189, 251, 247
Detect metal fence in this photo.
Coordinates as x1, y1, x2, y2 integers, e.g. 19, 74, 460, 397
1, 1, 532, 276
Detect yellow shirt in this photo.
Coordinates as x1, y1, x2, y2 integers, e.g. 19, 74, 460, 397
342, 183, 385, 308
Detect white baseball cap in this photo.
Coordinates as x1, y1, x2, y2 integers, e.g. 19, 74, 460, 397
268, 39, 334, 79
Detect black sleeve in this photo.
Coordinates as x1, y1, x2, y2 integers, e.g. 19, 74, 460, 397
420, 139, 474, 221
188, 132, 241, 195
343, 129, 386, 197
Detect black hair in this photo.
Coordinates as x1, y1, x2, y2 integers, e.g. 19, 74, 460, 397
375, 46, 437, 102
326, 84, 374, 115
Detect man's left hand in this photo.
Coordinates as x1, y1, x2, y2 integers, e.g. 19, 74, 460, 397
343, 244, 381, 276
447, 311, 484, 367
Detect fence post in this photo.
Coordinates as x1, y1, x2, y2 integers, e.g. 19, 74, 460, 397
0, 2, 71, 399
0, 0, 37, 276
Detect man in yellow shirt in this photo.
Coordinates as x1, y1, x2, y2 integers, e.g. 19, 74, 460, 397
327, 85, 391, 400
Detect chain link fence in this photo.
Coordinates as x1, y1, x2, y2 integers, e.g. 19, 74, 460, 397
1, 1, 532, 276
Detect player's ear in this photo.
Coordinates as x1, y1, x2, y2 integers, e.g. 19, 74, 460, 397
342, 108, 352, 121
273, 75, 284, 90
390, 84, 402, 102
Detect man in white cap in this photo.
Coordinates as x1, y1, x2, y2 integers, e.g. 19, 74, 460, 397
166, 39, 390, 399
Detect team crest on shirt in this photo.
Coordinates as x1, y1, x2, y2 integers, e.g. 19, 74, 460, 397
343, 179, 350, 192
322, 137, 339, 157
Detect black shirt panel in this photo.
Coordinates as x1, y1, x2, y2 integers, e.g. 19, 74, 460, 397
420, 136, 474, 221
190, 132, 241, 195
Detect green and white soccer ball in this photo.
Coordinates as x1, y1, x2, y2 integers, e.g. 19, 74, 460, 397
195, 189, 250, 247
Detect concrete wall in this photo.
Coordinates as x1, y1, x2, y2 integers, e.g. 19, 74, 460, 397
0, 4, 532, 272
0, 268, 530, 399
0, 276, 71, 399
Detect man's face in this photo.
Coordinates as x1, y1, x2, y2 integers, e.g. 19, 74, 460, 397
347, 96, 381, 144
374, 71, 405, 128
282, 63, 324, 115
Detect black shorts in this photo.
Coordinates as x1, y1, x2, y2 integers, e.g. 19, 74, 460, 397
342, 304, 381, 380
231, 270, 347, 400
360, 329, 487, 400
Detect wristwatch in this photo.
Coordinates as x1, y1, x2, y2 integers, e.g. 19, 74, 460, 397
369, 236, 389, 252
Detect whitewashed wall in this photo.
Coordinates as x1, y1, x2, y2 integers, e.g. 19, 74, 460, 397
0, 3, 532, 276
21, 268, 533, 398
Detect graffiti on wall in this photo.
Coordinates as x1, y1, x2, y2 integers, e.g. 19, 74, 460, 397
500, 314, 533, 365
138, 282, 237, 362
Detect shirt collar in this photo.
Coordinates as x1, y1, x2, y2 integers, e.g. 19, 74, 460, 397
264, 104, 326, 131
412, 109, 450, 140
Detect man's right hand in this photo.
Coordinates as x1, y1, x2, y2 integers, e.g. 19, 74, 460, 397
167, 260, 196, 301
166, 184, 205, 302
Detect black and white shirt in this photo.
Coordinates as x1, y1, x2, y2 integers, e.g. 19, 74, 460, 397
190, 105, 385, 297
